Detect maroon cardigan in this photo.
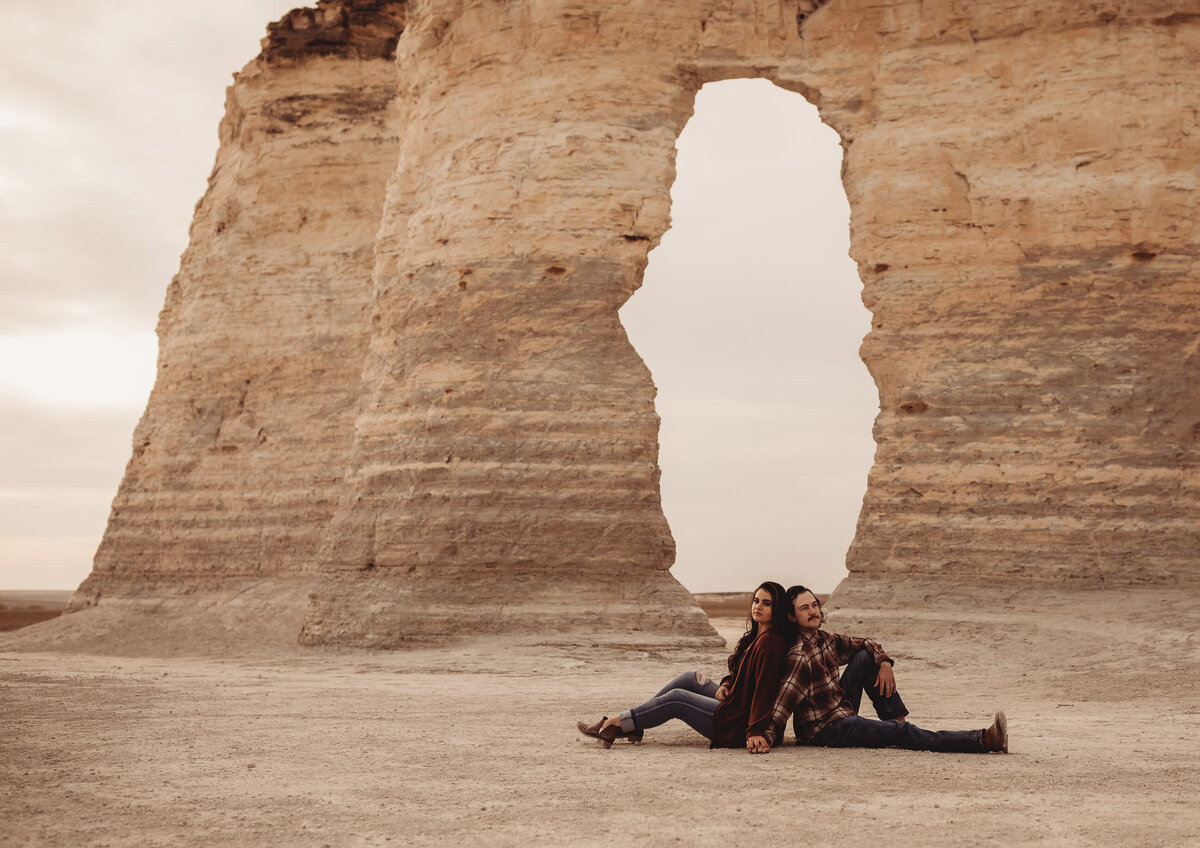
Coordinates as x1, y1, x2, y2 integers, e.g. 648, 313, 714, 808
710, 630, 787, 749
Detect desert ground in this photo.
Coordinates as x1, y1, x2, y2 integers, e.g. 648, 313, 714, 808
0, 591, 70, 633
2, 583, 1198, 847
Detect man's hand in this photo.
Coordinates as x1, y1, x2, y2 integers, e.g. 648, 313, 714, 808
746, 735, 770, 754
714, 684, 730, 701
875, 662, 896, 697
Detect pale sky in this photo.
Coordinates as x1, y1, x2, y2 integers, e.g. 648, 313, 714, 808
0, 3, 878, 595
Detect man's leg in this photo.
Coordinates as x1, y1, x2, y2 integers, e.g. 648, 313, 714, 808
809, 714, 989, 753
840, 649, 908, 720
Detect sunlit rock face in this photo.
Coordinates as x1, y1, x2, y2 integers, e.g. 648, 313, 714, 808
820, 2, 1200, 586
76, 0, 1199, 648
72, 1, 409, 621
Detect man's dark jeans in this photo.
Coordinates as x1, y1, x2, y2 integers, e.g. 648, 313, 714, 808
840, 648, 908, 721
812, 714, 985, 753
804, 649, 985, 753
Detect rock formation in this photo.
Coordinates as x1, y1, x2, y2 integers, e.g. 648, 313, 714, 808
69, 1, 410, 632
68, 0, 1199, 648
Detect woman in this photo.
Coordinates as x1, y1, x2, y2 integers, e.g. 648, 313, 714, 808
576, 581, 795, 751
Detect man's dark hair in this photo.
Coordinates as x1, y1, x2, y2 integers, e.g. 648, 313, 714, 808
786, 585, 826, 626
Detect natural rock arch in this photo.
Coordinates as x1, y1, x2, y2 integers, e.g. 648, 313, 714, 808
64, 0, 1199, 648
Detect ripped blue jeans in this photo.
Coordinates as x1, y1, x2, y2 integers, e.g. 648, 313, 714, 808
618, 671, 719, 740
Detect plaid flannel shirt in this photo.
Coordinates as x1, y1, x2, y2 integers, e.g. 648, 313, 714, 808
763, 628, 892, 745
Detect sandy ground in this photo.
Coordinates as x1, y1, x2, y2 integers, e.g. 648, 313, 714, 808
2, 584, 1199, 847
0, 591, 70, 633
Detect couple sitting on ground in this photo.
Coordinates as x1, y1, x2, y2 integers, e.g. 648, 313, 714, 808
577, 581, 1008, 755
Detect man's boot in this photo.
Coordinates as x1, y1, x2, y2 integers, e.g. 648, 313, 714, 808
982, 711, 1008, 753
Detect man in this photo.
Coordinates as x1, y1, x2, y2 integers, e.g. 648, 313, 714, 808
746, 585, 1008, 755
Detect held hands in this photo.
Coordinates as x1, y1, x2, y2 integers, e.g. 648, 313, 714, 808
714, 684, 730, 701
875, 662, 896, 697
746, 735, 770, 754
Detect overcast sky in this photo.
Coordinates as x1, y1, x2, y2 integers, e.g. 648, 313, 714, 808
0, 2, 877, 596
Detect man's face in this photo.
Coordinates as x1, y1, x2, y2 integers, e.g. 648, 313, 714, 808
792, 591, 823, 632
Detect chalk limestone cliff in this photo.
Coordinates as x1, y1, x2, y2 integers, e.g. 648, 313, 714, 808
68, 1, 410, 635
58, 0, 1199, 649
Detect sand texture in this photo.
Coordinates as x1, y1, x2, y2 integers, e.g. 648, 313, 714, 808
4, 586, 1198, 847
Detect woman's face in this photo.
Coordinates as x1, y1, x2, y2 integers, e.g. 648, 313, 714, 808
749, 588, 774, 630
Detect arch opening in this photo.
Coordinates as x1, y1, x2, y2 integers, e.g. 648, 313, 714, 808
620, 78, 878, 595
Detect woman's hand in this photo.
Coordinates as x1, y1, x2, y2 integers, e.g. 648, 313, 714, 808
714, 684, 730, 701
746, 735, 770, 754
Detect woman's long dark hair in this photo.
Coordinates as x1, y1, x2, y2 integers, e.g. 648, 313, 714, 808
726, 581, 796, 678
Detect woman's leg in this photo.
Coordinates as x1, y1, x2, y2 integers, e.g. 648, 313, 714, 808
652, 670, 720, 700
617, 687, 719, 740
600, 671, 716, 729
591, 671, 719, 738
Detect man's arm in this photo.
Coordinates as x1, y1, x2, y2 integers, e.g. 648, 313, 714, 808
829, 632, 896, 695
875, 660, 896, 697
830, 632, 893, 668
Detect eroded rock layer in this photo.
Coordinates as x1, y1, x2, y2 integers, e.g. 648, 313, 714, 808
74, 0, 1198, 648
305, 0, 1199, 645
819, 2, 1200, 584
72, 1, 409, 614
